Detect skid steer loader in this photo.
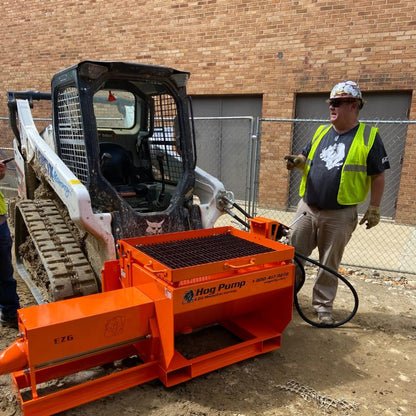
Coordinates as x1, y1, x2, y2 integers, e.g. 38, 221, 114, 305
0, 62, 299, 416
7, 61, 231, 304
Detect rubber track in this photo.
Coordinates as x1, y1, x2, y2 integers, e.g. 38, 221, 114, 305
17, 199, 99, 301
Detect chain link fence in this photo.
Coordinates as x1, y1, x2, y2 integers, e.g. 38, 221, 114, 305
256, 118, 416, 275
193, 116, 258, 214
1, 115, 416, 275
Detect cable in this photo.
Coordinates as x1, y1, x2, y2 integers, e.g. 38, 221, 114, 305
293, 252, 359, 328
219, 197, 359, 328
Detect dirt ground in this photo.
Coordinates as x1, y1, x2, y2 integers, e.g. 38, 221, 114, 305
0, 266, 415, 416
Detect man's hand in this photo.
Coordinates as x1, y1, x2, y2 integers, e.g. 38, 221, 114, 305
359, 205, 380, 229
284, 155, 305, 170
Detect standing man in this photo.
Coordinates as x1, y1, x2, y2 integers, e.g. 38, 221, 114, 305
0, 158, 20, 329
285, 81, 390, 325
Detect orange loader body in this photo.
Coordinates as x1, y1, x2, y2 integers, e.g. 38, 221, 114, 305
0, 219, 294, 416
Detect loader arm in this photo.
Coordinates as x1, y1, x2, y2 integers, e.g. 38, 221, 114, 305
194, 166, 233, 228
15, 98, 115, 260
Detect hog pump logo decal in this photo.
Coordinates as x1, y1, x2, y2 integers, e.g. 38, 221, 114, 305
183, 290, 195, 304
182, 281, 246, 304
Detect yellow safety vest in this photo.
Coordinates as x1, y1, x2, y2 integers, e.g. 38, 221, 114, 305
0, 190, 7, 215
299, 122, 379, 205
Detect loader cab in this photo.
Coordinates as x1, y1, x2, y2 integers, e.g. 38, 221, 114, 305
51, 61, 200, 239
93, 86, 184, 213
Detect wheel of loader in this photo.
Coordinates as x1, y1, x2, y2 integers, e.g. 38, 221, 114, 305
14, 199, 100, 303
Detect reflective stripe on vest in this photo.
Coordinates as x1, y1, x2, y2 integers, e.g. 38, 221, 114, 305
299, 122, 378, 205
0, 191, 7, 215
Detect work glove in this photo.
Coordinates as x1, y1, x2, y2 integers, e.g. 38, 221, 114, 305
284, 155, 305, 170
359, 205, 380, 229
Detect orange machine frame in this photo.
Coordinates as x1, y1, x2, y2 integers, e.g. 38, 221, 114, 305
1, 219, 294, 416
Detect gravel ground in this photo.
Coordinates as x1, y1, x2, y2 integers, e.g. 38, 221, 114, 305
1, 265, 415, 416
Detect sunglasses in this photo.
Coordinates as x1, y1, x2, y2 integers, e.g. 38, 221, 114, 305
328, 100, 357, 107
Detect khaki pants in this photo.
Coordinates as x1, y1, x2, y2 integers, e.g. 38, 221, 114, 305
290, 199, 358, 313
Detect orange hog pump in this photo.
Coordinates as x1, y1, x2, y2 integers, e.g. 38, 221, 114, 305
0, 218, 294, 416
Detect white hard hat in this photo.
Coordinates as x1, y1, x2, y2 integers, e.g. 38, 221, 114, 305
329, 80, 364, 108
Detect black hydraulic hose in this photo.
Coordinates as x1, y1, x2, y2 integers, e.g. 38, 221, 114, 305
219, 197, 359, 328
294, 252, 359, 328
222, 195, 252, 219
224, 208, 250, 229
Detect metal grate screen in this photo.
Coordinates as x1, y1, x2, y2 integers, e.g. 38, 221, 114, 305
149, 94, 183, 184
136, 233, 274, 269
56, 87, 89, 185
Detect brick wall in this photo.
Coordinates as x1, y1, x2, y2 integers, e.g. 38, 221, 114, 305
1, 0, 415, 222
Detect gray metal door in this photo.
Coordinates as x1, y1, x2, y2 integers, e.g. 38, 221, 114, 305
191, 96, 262, 200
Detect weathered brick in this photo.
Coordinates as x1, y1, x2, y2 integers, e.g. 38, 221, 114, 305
0, 0, 414, 221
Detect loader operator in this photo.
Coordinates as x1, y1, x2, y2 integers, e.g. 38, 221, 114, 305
0, 159, 20, 329
285, 81, 390, 325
